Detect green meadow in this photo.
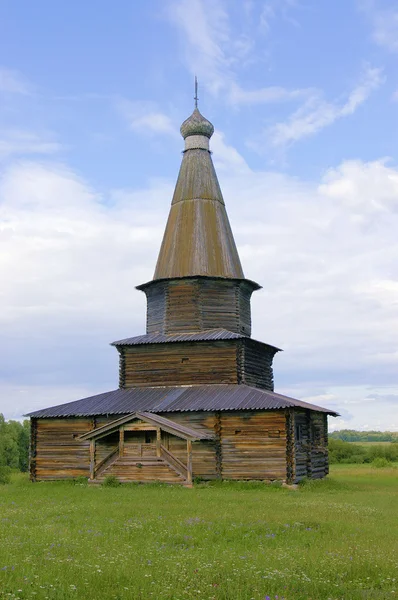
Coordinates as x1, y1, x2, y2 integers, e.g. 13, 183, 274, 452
0, 465, 397, 600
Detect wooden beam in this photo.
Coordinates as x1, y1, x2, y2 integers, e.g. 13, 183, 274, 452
89, 439, 95, 480
214, 412, 222, 480
186, 439, 193, 486
285, 409, 295, 485
156, 427, 161, 457
119, 426, 125, 458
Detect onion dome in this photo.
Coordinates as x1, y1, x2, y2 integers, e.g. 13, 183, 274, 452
180, 108, 214, 139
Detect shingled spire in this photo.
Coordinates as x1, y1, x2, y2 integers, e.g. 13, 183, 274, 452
153, 106, 244, 280
137, 94, 260, 337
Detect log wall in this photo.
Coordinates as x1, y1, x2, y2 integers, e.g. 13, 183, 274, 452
293, 410, 329, 482
120, 338, 278, 391
123, 341, 238, 387
31, 410, 329, 483
220, 411, 287, 480
33, 418, 93, 480
163, 412, 219, 480
142, 277, 256, 336
238, 339, 277, 391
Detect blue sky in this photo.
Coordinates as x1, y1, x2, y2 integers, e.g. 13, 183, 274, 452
0, 0, 397, 430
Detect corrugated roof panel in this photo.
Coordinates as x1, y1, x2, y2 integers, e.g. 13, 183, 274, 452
26, 384, 338, 418
111, 328, 245, 346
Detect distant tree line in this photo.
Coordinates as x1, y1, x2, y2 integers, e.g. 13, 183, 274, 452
329, 438, 398, 464
0, 414, 30, 472
330, 429, 398, 443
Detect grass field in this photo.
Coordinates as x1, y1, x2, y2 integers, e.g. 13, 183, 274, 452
0, 465, 397, 600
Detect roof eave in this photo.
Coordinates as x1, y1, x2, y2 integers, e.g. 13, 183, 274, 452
136, 275, 262, 292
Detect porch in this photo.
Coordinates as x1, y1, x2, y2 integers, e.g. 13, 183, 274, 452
79, 411, 214, 486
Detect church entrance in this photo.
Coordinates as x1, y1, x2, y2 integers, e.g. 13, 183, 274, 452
123, 427, 157, 458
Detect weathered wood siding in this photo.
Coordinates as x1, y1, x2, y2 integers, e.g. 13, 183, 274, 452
33, 418, 92, 480
158, 410, 289, 481
164, 412, 219, 480
143, 277, 255, 336
238, 339, 277, 391
31, 410, 329, 483
145, 280, 167, 334
96, 432, 119, 462
198, 279, 253, 336
120, 338, 278, 391
293, 410, 329, 482
285, 409, 295, 484
220, 411, 287, 480
123, 341, 238, 387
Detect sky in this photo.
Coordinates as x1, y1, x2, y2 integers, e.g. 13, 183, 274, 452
0, 0, 397, 431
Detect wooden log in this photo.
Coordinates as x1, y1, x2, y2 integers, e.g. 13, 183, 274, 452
119, 426, 124, 458
186, 439, 192, 485
285, 409, 295, 484
89, 439, 95, 480
156, 427, 161, 457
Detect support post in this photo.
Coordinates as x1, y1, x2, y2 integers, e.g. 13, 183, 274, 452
156, 427, 161, 457
119, 426, 124, 458
90, 439, 95, 480
186, 439, 192, 487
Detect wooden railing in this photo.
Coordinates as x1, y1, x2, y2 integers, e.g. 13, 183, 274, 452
94, 446, 119, 478
160, 445, 188, 481
123, 443, 157, 457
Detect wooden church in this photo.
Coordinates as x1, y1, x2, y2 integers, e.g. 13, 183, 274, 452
27, 101, 337, 485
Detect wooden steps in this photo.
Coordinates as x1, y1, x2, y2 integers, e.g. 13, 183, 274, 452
93, 456, 187, 485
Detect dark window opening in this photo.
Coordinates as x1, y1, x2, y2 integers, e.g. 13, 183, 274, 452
295, 424, 302, 441
145, 431, 152, 444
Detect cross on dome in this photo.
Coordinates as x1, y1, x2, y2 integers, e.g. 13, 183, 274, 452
180, 78, 214, 139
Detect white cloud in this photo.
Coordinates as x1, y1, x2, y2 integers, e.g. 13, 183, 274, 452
117, 99, 178, 137
260, 0, 300, 33
1, 147, 398, 429
319, 158, 398, 220
166, 0, 308, 106
0, 67, 31, 95
0, 130, 61, 160
267, 66, 383, 147
360, 0, 398, 53
211, 131, 250, 172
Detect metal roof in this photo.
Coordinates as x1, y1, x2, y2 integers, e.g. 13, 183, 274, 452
79, 411, 213, 442
26, 384, 339, 418
111, 328, 246, 346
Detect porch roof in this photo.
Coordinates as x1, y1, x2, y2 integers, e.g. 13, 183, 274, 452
79, 411, 214, 442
